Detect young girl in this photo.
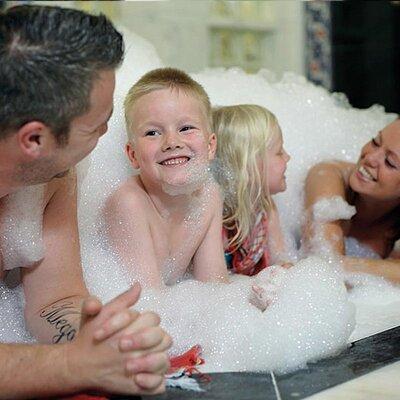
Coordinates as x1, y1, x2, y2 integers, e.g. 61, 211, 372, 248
213, 104, 291, 277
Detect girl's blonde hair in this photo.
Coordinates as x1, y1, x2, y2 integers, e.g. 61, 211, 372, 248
124, 67, 212, 141
213, 104, 280, 250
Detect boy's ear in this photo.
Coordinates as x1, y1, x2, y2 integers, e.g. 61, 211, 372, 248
126, 142, 140, 169
207, 133, 217, 160
17, 121, 54, 159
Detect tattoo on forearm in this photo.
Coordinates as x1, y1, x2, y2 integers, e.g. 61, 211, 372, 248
39, 301, 80, 343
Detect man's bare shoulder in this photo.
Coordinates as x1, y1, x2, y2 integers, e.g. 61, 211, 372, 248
44, 170, 77, 206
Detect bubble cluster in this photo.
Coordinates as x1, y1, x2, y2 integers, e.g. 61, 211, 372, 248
312, 196, 356, 224
0, 270, 35, 344
0, 185, 45, 270
161, 157, 211, 197
348, 272, 400, 341
137, 256, 354, 373
0, 185, 46, 342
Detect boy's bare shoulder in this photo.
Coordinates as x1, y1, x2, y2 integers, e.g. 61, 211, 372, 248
105, 176, 148, 214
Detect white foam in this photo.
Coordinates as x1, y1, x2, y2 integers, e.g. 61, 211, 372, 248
136, 256, 354, 373
348, 273, 400, 341
0, 184, 45, 270
313, 196, 356, 223
345, 237, 381, 260
0, 270, 35, 344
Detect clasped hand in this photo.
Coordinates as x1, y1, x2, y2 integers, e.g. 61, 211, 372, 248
67, 283, 172, 396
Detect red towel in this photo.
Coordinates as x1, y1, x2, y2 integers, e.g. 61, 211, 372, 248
169, 345, 204, 374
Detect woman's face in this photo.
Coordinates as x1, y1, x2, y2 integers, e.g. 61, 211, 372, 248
349, 119, 400, 202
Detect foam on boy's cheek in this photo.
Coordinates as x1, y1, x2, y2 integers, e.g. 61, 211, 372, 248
160, 154, 211, 196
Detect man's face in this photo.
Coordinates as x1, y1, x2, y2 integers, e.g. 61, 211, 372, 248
17, 69, 115, 185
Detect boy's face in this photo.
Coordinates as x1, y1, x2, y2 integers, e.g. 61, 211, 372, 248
126, 88, 216, 192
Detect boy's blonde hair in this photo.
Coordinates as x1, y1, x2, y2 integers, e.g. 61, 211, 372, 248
124, 67, 212, 141
213, 104, 280, 250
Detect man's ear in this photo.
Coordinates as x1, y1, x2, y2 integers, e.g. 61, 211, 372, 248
208, 133, 217, 160
16, 121, 53, 159
126, 142, 140, 169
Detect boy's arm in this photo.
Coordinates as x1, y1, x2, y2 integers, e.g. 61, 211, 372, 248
303, 162, 349, 255
192, 187, 229, 283
105, 186, 164, 288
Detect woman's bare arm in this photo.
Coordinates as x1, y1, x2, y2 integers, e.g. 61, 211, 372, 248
344, 256, 400, 283
303, 162, 350, 255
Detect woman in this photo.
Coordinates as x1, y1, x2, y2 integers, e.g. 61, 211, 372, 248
304, 118, 400, 283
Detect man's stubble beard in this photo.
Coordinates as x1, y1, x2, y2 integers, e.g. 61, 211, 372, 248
15, 156, 68, 186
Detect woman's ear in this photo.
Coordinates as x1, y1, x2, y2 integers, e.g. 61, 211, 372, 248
126, 142, 140, 169
16, 121, 53, 159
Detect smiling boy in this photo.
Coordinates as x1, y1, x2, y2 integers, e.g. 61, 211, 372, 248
106, 68, 229, 288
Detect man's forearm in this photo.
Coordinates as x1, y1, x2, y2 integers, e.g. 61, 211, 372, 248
27, 295, 84, 344
0, 342, 82, 399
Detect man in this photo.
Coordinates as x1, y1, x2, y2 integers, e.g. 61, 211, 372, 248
0, 5, 171, 398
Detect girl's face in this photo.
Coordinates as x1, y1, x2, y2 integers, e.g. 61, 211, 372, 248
264, 128, 290, 195
349, 119, 400, 202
